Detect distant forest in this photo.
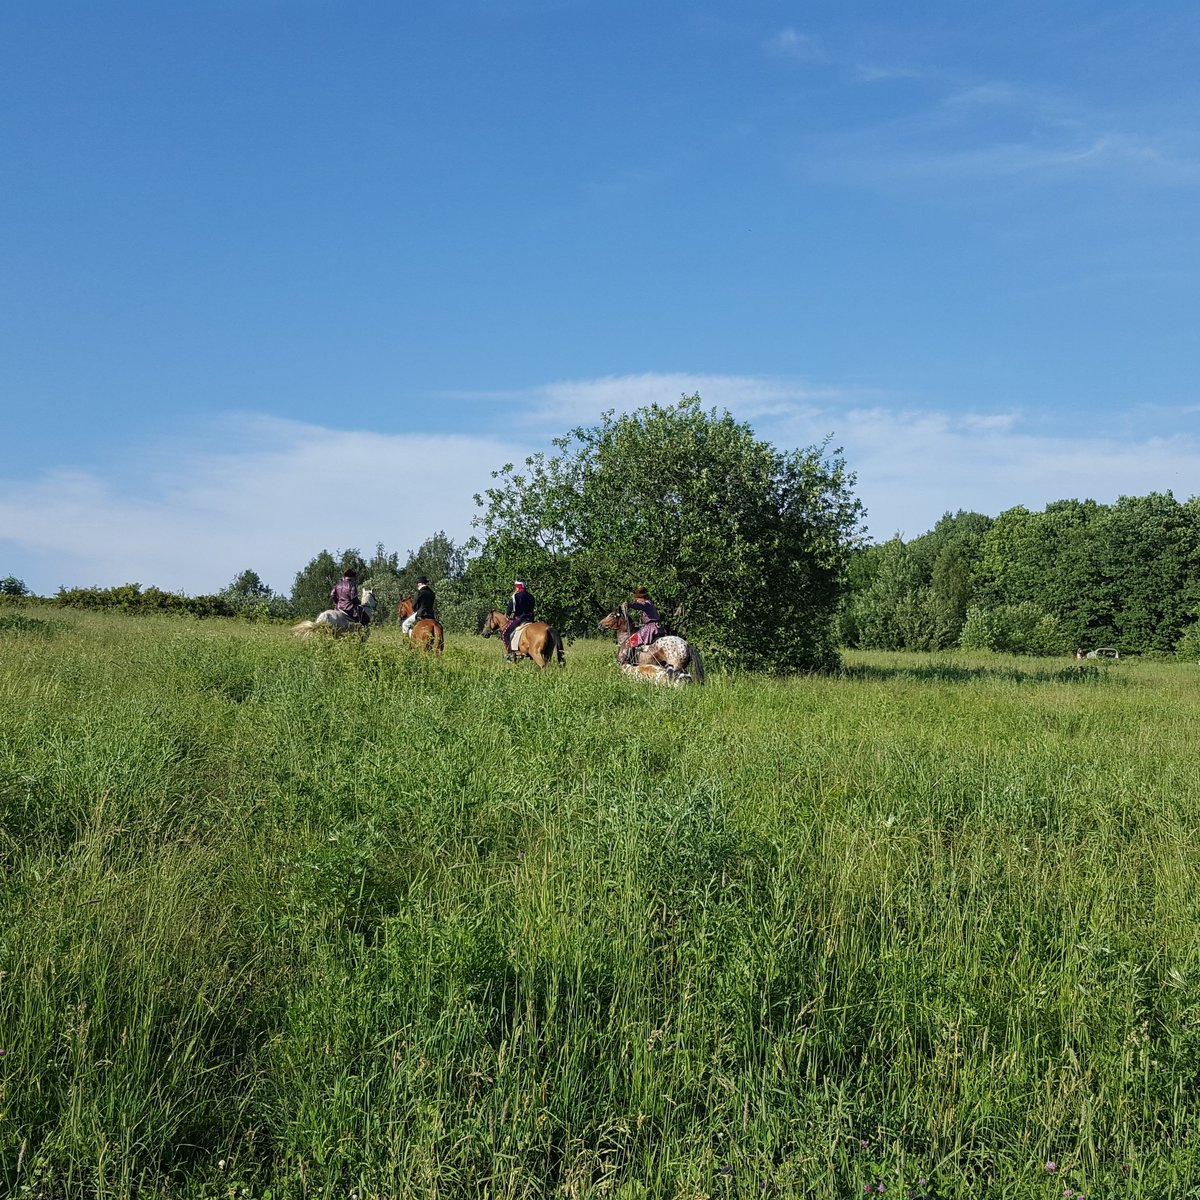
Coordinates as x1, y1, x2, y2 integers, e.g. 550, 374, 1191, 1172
10, 492, 1200, 661
841, 492, 1200, 656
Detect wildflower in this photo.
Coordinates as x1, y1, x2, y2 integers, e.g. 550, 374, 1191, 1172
1045, 1161, 1057, 1173
218, 1160, 226, 1170
877, 1186, 886, 1194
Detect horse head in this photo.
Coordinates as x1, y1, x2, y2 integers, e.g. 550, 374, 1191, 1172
480, 610, 505, 638
599, 608, 629, 636
397, 596, 413, 620
361, 588, 376, 614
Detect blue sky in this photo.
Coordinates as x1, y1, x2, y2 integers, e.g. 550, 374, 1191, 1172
3, 1, 1198, 597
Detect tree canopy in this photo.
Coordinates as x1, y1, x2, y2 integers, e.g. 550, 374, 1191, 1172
842, 493, 1200, 656
468, 396, 863, 671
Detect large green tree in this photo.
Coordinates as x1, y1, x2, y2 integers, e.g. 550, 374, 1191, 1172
469, 396, 863, 671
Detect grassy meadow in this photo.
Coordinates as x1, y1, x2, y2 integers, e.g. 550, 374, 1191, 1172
2, 607, 1200, 1198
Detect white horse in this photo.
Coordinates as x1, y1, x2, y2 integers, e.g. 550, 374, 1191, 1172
292, 588, 376, 640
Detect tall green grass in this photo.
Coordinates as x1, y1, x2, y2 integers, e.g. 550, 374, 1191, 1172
2, 611, 1199, 1198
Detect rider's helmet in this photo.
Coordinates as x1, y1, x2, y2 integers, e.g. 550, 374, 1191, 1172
632, 586, 650, 599
416, 576, 428, 585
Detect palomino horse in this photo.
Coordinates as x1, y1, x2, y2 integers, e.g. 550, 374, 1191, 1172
396, 595, 444, 653
599, 606, 705, 685
480, 611, 565, 668
292, 588, 376, 640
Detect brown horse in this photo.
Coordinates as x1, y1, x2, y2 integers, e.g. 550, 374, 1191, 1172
396, 596, 444, 654
599, 606, 705, 685
480, 611, 565, 668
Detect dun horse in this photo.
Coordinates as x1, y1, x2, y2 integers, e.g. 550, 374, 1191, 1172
599, 606, 705, 685
397, 595, 444, 653
480, 611, 565, 668
292, 588, 377, 640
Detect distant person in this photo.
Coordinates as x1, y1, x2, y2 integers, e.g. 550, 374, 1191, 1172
1075, 647, 1085, 660
502, 578, 535, 660
402, 576, 436, 635
330, 568, 367, 626
623, 586, 661, 663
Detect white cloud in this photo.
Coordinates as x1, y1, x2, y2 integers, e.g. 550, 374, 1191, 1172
3, 383, 1198, 596
445, 372, 853, 426
763, 404, 1200, 539
768, 28, 826, 63
0, 416, 530, 597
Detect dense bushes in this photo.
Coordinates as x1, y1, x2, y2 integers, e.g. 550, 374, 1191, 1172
55, 583, 245, 620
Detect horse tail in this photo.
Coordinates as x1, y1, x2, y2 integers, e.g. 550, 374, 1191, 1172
292, 619, 317, 638
549, 627, 565, 666
687, 643, 706, 685
434, 621, 445, 654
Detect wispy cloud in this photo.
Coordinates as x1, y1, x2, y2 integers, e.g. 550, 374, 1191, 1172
765, 404, 1200, 539
776, 42, 1200, 191
767, 28, 826, 63
3, 381, 1197, 595
445, 372, 856, 426
0, 416, 529, 597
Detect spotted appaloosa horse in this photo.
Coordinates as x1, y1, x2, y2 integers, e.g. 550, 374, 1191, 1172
292, 588, 377, 641
599, 606, 705, 685
480, 610, 565, 668
396, 596, 444, 653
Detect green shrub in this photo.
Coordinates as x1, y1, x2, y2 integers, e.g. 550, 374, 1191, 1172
1177, 620, 1200, 662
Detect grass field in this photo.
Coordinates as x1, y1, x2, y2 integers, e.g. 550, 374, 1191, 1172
2, 608, 1199, 1199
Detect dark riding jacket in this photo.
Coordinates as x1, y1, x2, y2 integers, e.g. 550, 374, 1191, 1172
412, 584, 436, 620
505, 589, 535, 621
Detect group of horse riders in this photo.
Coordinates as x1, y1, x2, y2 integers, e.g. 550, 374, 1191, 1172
329, 569, 662, 661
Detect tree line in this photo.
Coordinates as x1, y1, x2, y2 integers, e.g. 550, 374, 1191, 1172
841, 494, 1200, 657
7, 399, 1199, 665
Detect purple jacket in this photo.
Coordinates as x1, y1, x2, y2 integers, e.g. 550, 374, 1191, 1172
628, 598, 660, 642
330, 578, 359, 613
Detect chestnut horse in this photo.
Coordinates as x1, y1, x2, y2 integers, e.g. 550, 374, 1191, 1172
480, 611, 565, 668
396, 596, 444, 653
599, 606, 705, 685
293, 588, 377, 641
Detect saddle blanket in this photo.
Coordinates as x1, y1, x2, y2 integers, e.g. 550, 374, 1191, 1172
509, 622, 530, 655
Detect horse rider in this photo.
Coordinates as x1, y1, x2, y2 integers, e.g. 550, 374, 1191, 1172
402, 575, 436, 635
330, 568, 368, 626
623, 586, 661, 663
502, 578, 535, 660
